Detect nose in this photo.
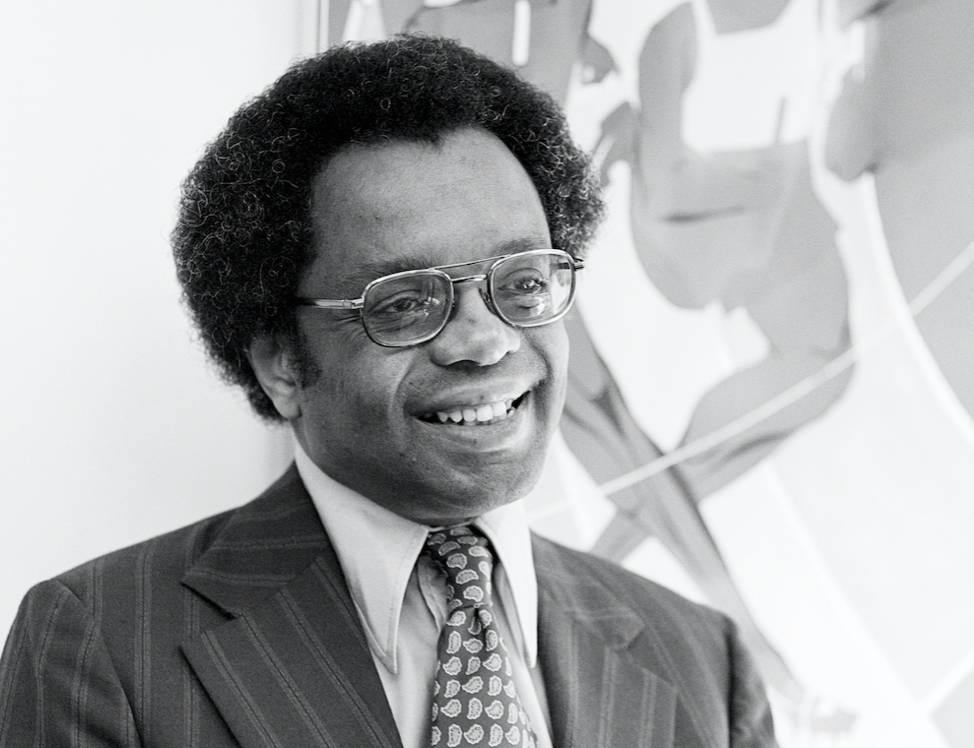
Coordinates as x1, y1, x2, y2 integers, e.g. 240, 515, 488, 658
427, 283, 521, 366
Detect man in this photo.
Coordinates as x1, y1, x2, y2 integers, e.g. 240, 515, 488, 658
0, 36, 776, 748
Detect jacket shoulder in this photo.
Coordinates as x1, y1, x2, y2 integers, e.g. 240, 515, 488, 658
532, 533, 728, 631
52, 502, 236, 603
49, 464, 307, 611
532, 535, 778, 746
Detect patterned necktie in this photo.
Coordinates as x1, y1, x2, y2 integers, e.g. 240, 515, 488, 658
424, 525, 538, 748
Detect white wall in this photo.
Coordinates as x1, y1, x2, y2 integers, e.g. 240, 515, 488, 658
0, 2, 312, 637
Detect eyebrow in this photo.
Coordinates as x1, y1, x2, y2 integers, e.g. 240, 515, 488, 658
342, 254, 441, 293
345, 237, 552, 291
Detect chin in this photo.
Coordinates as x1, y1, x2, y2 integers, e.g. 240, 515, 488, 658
442, 460, 544, 519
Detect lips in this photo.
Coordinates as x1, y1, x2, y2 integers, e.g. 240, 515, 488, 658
420, 393, 526, 426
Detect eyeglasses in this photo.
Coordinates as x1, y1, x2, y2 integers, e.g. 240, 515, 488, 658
295, 249, 584, 347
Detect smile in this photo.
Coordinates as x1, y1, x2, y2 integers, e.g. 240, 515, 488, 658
422, 394, 526, 426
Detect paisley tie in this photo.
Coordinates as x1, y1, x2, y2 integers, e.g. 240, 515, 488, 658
424, 525, 538, 748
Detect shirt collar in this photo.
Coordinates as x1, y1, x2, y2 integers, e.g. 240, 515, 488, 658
293, 442, 539, 674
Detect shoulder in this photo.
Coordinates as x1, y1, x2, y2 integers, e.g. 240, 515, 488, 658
38, 465, 308, 616
0, 505, 239, 717
531, 535, 777, 744
50, 502, 236, 606
532, 533, 728, 632
531, 533, 742, 690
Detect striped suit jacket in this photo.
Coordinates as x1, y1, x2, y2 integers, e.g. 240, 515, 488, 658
0, 466, 776, 747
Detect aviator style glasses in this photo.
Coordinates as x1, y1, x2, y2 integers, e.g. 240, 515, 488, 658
295, 249, 584, 347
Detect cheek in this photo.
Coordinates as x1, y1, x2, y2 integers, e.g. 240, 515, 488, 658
542, 324, 570, 384
527, 323, 570, 416
307, 346, 410, 427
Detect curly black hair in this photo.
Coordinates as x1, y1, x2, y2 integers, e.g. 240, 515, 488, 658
172, 34, 604, 421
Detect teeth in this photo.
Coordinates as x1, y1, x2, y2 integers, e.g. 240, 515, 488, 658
433, 398, 517, 426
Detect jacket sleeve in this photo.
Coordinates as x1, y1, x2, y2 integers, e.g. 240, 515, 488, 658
726, 619, 778, 748
0, 580, 142, 747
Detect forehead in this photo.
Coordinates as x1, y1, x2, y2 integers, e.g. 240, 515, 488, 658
303, 128, 550, 292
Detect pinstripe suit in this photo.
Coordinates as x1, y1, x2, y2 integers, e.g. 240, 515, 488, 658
0, 466, 775, 747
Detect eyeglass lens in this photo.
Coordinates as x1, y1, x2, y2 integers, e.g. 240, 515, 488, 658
362, 252, 575, 346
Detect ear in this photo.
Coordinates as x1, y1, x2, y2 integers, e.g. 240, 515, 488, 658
248, 334, 303, 421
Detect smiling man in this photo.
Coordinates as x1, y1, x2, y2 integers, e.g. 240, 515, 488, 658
261, 128, 568, 525
0, 36, 776, 748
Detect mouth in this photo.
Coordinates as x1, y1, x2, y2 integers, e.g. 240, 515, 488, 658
419, 393, 527, 426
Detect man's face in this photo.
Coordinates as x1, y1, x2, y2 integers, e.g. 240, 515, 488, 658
289, 127, 569, 525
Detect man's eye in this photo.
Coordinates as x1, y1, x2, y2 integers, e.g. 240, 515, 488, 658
372, 292, 437, 316
497, 270, 549, 295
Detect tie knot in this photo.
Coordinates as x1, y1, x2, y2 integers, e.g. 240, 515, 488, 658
425, 525, 495, 610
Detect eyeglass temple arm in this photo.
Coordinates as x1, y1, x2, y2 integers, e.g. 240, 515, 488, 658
296, 297, 365, 308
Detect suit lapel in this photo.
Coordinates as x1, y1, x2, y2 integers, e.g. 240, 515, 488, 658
534, 537, 679, 748
180, 466, 402, 748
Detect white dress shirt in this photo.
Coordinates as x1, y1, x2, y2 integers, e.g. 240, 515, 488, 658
294, 444, 553, 748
